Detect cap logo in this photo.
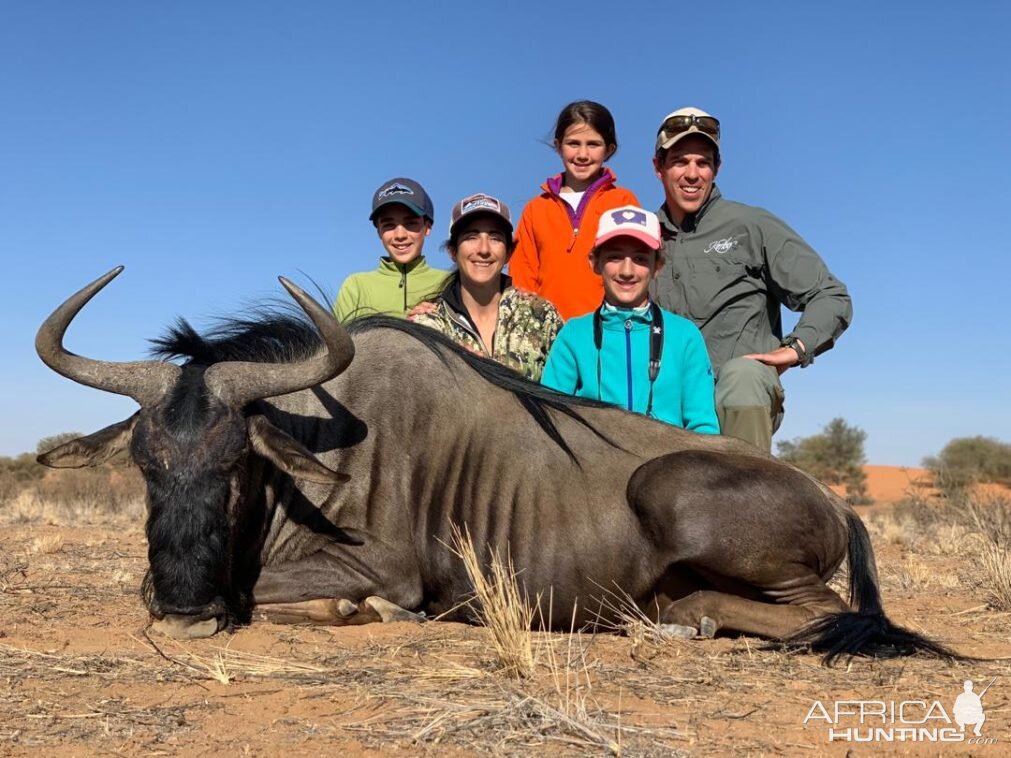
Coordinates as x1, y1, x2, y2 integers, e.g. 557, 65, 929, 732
378, 182, 413, 199
611, 209, 648, 227
461, 195, 500, 214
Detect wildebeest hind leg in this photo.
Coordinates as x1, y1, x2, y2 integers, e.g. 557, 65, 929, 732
660, 582, 847, 640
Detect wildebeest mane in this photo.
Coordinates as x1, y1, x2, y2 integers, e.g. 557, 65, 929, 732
150, 310, 324, 365
350, 316, 621, 461
150, 310, 621, 462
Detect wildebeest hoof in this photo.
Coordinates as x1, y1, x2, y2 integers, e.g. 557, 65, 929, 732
364, 595, 426, 623
658, 623, 698, 640
337, 599, 358, 618
699, 616, 718, 639
151, 614, 223, 639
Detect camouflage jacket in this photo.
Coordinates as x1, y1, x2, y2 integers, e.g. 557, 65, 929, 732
413, 276, 563, 381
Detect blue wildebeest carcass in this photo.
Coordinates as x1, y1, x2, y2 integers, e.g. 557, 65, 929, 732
37, 267, 954, 663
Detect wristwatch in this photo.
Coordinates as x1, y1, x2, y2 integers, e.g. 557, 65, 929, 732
781, 336, 808, 365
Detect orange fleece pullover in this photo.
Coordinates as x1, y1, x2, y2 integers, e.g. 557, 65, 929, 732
509, 169, 638, 320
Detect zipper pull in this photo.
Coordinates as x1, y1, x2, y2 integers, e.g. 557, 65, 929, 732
625, 319, 632, 331
566, 227, 579, 253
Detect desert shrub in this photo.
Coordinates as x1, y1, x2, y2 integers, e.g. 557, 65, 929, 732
777, 418, 871, 504
0, 452, 48, 503
1, 433, 145, 521
924, 436, 1011, 494
34, 467, 145, 513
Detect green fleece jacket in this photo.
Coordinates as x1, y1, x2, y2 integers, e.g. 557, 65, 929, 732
651, 187, 852, 371
333, 257, 449, 322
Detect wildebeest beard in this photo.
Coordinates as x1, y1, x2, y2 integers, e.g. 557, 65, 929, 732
138, 366, 242, 624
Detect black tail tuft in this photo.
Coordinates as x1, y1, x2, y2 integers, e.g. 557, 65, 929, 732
784, 610, 960, 666
778, 513, 962, 665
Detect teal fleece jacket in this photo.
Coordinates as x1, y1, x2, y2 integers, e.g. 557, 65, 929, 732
541, 304, 719, 433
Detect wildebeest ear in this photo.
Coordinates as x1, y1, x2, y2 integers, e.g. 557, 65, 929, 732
247, 415, 350, 486
37, 413, 139, 469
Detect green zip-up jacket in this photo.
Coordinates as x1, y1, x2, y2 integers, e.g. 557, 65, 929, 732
333, 257, 449, 323
650, 187, 852, 371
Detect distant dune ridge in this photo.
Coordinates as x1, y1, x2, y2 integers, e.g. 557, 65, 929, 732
861, 465, 936, 503
834, 465, 1010, 504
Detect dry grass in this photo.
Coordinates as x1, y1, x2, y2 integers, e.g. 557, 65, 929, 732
978, 539, 1011, 610
452, 524, 537, 679
138, 633, 347, 685
29, 534, 64, 555
869, 489, 1011, 608
0, 465, 145, 526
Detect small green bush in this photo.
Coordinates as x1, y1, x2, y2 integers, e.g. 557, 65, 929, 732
924, 436, 1011, 493
777, 418, 871, 505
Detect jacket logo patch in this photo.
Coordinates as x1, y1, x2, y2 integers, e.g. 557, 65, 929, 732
703, 236, 741, 255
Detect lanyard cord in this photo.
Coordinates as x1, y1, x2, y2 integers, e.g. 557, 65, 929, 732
593, 302, 664, 417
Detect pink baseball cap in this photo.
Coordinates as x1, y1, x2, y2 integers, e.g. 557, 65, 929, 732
594, 206, 662, 250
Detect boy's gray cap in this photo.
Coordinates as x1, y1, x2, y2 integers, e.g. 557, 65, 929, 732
369, 177, 434, 223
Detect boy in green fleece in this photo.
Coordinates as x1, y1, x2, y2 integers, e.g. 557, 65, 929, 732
333, 177, 450, 322
541, 206, 719, 433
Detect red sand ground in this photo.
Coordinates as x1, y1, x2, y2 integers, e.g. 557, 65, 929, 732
3, 468, 1011, 754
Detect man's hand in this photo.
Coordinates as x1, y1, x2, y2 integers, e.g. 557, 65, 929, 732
406, 301, 437, 320
743, 345, 802, 375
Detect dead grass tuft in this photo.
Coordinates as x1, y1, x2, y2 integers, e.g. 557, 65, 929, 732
452, 524, 536, 679
978, 539, 1011, 610
29, 534, 64, 555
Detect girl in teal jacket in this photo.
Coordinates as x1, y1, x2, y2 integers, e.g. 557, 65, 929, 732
541, 206, 719, 434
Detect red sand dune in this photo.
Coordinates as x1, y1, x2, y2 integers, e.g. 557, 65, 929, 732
862, 464, 936, 503
829, 465, 1010, 504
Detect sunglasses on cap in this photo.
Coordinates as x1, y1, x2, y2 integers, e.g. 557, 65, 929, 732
657, 114, 721, 141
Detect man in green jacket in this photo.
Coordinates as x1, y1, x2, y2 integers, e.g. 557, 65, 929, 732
333, 177, 450, 322
649, 107, 852, 452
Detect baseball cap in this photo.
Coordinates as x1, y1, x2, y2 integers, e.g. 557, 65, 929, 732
654, 107, 721, 153
595, 206, 661, 250
369, 177, 435, 224
448, 193, 512, 238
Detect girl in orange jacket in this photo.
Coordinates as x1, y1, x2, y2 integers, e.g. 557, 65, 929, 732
509, 101, 639, 321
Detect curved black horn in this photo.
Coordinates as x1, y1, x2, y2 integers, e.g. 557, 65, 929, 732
36, 266, 181, 407
204, 276, 355, 407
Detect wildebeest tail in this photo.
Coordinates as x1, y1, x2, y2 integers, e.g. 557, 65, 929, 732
784, 512, 959, 665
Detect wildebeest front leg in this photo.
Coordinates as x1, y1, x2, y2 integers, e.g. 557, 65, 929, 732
255, 596, 425, 626
251, 543, 424, 627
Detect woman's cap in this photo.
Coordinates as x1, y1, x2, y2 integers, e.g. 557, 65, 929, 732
595, 206, 662, 250
370, 177, 435, 224
449, 193, 513, 237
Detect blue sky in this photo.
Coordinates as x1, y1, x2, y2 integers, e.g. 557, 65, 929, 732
2, 1, 1009, 465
